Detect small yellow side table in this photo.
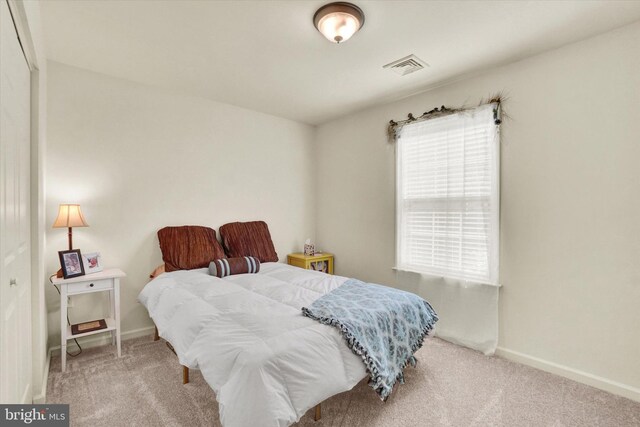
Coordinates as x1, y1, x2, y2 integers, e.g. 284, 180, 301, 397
287, 253, 334, 274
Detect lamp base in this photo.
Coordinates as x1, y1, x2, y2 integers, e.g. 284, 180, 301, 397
56, 268, 64, 279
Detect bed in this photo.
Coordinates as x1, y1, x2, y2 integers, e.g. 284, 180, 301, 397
139, 223, 437, 427
139, 262, 368, 427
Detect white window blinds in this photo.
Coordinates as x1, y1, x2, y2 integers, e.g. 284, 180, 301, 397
396, 103, 500, 284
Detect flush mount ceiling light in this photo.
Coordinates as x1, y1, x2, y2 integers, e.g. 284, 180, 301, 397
313, 2, 365, 44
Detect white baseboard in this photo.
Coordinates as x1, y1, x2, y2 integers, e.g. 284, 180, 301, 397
48, 325, 155, 357
495, 347, 640, 403
31, 349, 51, 404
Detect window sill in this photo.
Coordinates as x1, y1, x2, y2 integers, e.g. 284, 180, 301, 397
392, 267, 502, 288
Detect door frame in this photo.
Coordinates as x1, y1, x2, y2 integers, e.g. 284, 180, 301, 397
6, 0, 38, 71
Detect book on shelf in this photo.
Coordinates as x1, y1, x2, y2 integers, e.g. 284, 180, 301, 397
71, 319, 107, 335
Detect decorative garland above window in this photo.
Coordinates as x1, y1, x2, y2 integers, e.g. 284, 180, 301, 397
387, 94, 504, 143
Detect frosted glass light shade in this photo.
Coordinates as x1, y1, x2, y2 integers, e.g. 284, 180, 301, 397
314, 2, 364, 44
53, 204, 89, 228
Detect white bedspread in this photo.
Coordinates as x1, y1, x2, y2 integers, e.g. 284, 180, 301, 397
138, 262, 367, 427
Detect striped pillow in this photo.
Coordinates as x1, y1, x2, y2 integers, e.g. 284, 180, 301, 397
209, 256, 260, 278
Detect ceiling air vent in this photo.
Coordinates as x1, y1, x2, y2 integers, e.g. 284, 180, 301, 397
383, 54, 428, 76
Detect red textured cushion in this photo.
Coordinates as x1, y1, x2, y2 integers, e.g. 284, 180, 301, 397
219, 221, 278, 262
158, 226, 226, 272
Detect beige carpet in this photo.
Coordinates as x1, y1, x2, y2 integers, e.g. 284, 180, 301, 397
47, 335, 640, 426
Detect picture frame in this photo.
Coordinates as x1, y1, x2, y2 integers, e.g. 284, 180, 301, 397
82, 252, 103, 274
58, 249, 85, 279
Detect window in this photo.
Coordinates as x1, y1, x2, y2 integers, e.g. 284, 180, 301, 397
396, 103, 499, 284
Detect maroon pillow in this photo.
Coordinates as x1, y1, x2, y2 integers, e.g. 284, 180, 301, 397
158, 226, 226, 272
219, 221, 278, 263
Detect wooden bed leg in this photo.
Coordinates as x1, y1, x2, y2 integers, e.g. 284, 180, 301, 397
314, 403, 321, 421
153, 326, 159, 341
182, 366, 189, 384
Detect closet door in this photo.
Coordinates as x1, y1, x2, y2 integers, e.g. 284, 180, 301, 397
0, 0, 32, 404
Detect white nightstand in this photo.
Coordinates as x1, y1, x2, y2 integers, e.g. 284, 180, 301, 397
51, 268, 126, 372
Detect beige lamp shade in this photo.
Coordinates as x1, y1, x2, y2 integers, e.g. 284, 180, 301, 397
53, 204, 89, 228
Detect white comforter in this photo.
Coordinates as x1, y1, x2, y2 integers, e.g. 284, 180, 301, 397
138, 262, 367, 427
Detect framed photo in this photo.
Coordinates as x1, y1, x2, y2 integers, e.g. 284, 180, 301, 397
58, 249, 85, 279
82, 252, 103, 274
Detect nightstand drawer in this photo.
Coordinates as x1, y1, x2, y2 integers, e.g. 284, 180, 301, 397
66, 278, 113, 295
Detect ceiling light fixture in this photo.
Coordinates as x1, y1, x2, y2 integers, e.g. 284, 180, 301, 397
313, 2, 365, 44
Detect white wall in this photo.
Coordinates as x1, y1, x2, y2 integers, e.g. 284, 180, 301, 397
45, 61, 316, 347
315, 22, 640, 398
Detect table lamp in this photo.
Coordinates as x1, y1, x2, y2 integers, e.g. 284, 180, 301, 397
53, 204, 89, 277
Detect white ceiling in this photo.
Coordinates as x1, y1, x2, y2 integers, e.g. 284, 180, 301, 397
41, 1, 640, 125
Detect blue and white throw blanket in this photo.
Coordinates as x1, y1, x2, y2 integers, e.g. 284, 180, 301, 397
302, 279, 438, 400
